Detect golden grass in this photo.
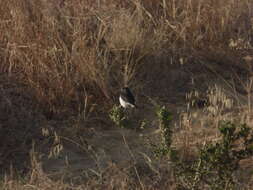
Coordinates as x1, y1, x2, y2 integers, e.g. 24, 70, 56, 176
0, 0, 253, 189
1, 0, 252, 115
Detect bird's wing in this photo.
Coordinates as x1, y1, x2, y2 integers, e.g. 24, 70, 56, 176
126, 89, 135, 104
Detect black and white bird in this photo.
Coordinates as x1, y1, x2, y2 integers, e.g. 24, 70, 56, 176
119, 87, 137, 108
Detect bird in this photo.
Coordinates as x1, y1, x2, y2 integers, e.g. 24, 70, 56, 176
119, 87, 137, 108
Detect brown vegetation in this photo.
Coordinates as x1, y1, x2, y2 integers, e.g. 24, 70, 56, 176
0, 0, 253, 189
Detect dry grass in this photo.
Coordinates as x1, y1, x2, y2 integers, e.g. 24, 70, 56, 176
1, 0, 251, 115
0, 0, 253, 189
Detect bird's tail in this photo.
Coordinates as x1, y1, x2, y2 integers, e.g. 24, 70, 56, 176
133, 104, 138, 109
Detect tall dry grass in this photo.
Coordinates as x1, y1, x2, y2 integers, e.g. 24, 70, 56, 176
1, 0, 252, 117
0, 1, 253, 188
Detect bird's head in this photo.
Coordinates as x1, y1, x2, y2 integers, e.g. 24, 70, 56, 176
121, 86, 129, 91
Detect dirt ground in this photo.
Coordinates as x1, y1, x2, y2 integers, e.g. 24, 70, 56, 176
1, 61, 253, 188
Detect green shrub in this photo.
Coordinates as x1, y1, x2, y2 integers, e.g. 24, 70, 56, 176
109, 105, 131, 128
174, 121, 253, 190
153, 105, 253, 189
152, 105, 177, 159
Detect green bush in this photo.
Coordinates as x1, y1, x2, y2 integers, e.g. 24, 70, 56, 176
152, 105, 177, 159
109, 105, 131, 128
153, 105, 253, 189
174, 121, 253, 190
